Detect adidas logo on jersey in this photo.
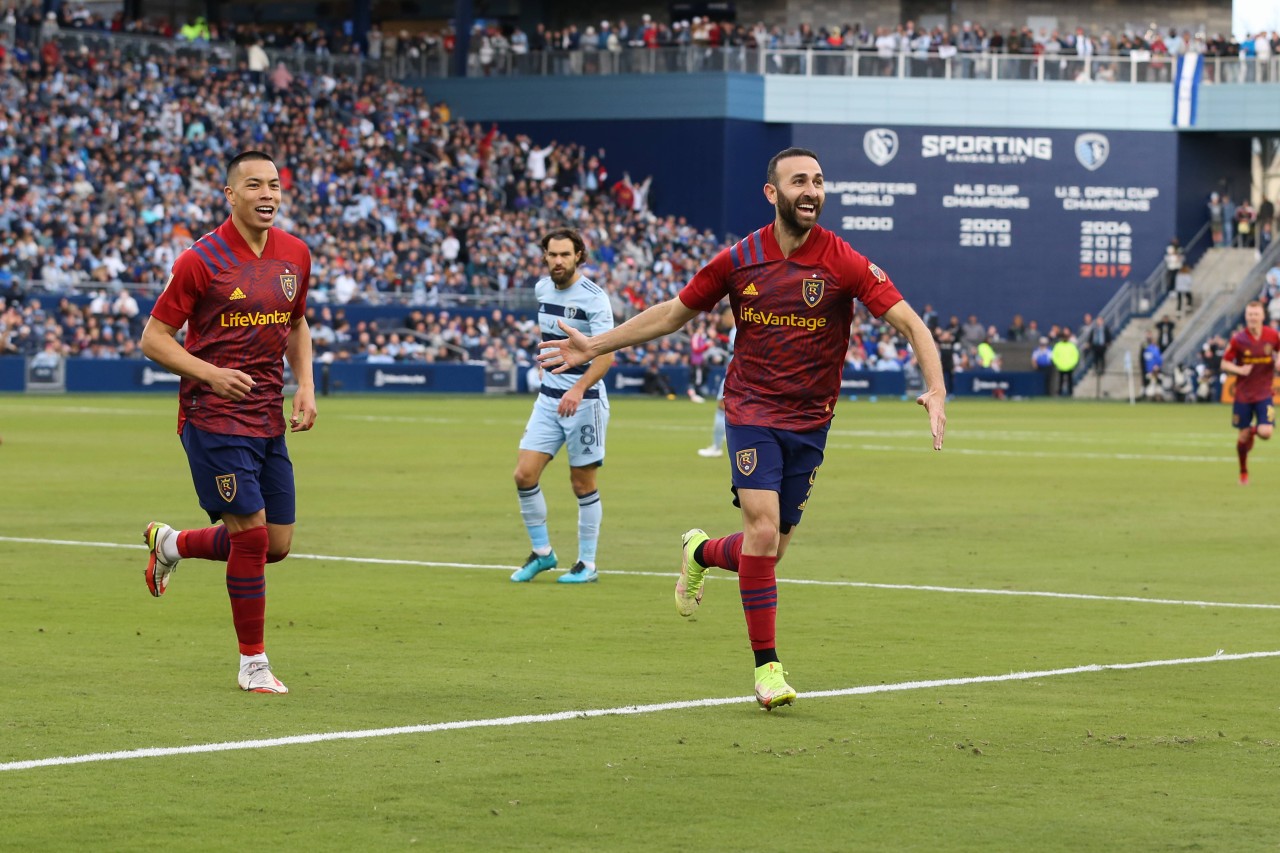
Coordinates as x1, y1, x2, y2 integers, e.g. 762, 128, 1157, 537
229, 287, 247, 301
743, 283, 758, 297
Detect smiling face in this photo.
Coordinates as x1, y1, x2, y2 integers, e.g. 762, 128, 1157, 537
765, 153, 825, 235
224, 156, 281, 239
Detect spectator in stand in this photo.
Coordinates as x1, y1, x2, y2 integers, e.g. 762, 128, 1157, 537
1235, 198, 1256, 248
1208, 193, 1225, 246
1141, 330, 1164, 378
1155, 313, 1176, 352
1031, 336, 1054, 395
1258, 196, 1275, 249
1222, 194, 1237, 248
1163, 238, 1183, 294
1086, 315, 1111, 374
1175, 263, 1194, 313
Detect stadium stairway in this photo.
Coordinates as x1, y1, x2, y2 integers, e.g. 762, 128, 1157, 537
1075, 247, 1260, 400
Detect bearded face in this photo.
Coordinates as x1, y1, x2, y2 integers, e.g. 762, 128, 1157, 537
769, 155, 825, 234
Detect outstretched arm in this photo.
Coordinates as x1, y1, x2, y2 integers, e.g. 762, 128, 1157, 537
538, 296, 700, 373
882, 300, 946, 450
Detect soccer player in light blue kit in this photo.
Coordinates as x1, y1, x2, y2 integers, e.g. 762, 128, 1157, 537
698, 306, 736, 458
511, 228, 615, 583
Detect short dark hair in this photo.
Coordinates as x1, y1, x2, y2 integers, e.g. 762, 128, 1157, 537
767, 147, 820, 185
540, 228, 586, 260
226, 150, 276, 186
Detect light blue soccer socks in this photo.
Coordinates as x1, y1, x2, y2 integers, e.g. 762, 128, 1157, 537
575, 490, 601, 568
512, 486, 602, 583
517, 484, 551, 551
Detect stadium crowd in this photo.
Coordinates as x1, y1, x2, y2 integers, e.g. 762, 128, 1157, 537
0, 17, 954, 386
0, 16, 1273, 400
7, 3, 1277, 81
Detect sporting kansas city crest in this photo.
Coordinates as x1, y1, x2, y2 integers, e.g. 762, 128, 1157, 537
802, 278, 825, 308
863, 128, 899, 167
1074, 133, 1110, 171
735, 448, 758, 477
279, 273, 299, 301
215, 473, 237, 503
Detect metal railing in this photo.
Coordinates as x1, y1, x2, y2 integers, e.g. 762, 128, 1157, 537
468, 45, 1280, 84
1074, 223, 1211, 379
1095, 223, 1211, 331
3, 278, 541, 313
1162, 240, 1280, 368
9, 25, 1279, 85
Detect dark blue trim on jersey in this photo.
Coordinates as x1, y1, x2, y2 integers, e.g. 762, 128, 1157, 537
541, 331, 569, 342
190, 243, 222, 277
540, 303, 590, 319
730, 230, 765, 269
194, 235, 231, 271
540, 386, 598, 399
206, 232, 237, 268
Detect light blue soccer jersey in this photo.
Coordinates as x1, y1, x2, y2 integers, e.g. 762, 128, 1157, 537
520, 274, 616, 467
536, 274, 614, 399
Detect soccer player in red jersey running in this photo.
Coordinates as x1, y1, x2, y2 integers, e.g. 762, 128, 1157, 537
1220, 300, 1280, 485
138, 151, 317, 694
538, 148, 946, 710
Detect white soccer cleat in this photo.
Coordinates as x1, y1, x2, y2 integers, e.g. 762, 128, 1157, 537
238, 661, 289, 694
697, 446, 723, 457
143, 521, 180, 597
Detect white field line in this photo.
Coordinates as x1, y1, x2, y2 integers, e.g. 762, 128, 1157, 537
3, 648, 1276, 774
3, 536, 1279, 611
833, 443, 1236, 463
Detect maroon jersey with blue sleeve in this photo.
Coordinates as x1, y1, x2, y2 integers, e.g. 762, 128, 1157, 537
1222, 325, 1280, 404
679, 224, 903, 431
151, 218, 311, 438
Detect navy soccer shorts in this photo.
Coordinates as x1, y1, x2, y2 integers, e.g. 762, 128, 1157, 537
724, 422, 828, 529
180, 424, 296, 525
1232, 399, 1275, 430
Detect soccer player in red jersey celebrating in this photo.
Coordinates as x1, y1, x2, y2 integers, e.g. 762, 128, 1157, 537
138, 151, 317, 694
1220, 300, 1280, 485
538, 148, 946, 710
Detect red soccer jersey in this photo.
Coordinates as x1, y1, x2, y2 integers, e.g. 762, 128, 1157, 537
1222, 325, 1280, 404
680, 224, 903, 430
151, 217, 312, 437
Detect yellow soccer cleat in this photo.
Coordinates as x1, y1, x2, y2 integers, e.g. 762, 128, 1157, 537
675, 528, 711, 617
754, 662, 796, 711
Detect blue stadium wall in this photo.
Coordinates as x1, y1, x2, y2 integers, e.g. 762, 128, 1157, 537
425, 73, 1265, 329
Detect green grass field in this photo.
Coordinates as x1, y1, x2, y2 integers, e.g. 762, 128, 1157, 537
2, 392, 1279, 851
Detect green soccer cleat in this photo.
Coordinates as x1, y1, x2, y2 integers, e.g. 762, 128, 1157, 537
754, 662, 796, 711
557, 561, 599, 584
511, 549, 557, 582
675, 528, 710, 616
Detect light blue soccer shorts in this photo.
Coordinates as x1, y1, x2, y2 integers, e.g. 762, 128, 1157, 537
519, 389, 609, 468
